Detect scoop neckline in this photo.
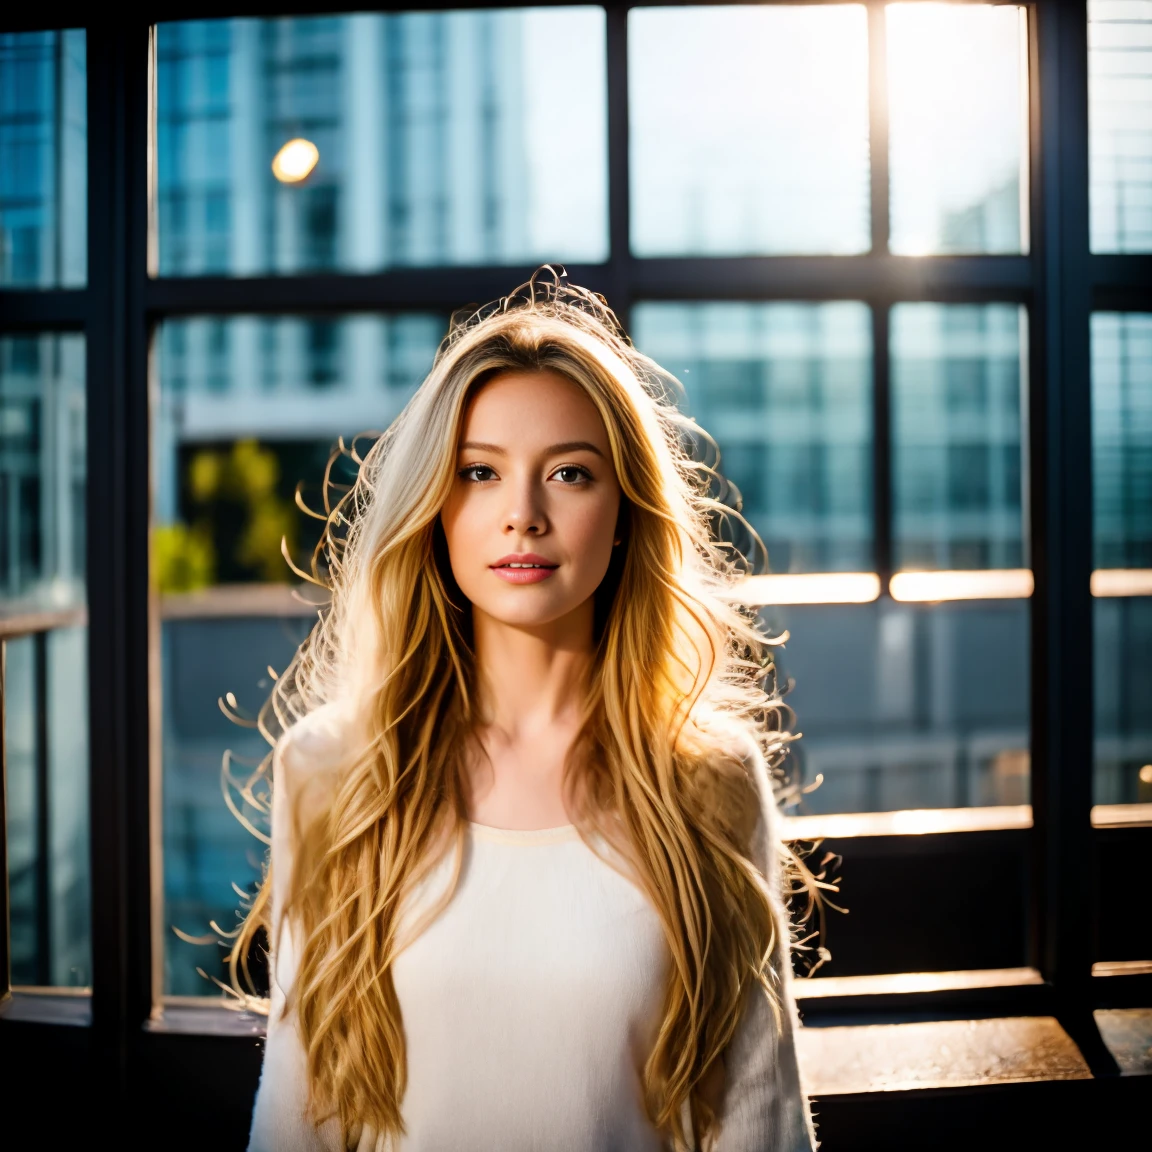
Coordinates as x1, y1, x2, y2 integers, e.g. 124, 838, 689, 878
467, 821, 580, 846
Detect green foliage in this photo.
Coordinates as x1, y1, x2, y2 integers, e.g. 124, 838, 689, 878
162, 439, 301, 588
154, 522, 216, 593
238, 498, 298, 584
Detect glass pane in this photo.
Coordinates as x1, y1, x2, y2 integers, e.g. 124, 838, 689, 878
156, 313, 443, 995
891, 304, 1027, 571
0, 335, 85, 617
888, 4, 1028, 255
155, 10, 607, 276
1092, 313, 1152, 804
1089, 0, 1152, 253
764, 599, 1030, 814
0, 31, 86, 287
632, 302, 873, 573
1, 333, 89, 987
1093, 313, 1152, 570
629, 5, 870, 257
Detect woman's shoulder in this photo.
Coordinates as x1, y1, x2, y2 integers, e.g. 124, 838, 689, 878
275, 701, 364, 810
700, 718, 785, 871
278, 701, 358, 767
698, 716, 774, 794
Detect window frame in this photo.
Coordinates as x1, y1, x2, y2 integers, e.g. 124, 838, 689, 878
0, 0, 1150, 1123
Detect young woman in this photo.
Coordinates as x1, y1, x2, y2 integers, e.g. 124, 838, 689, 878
240, 271, 817, 1151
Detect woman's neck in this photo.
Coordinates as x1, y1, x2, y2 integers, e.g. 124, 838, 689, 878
463, 601, 594, 829
473, 604, 592, 734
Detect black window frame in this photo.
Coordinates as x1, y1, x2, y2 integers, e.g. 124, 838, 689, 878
1, 0, 1149, 1133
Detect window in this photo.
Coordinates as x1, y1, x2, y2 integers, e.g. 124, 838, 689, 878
891, 304, 1027, 572
0, 332, 89, 988
632, 302, 873, 573
1088, 0, 1152, 253
0, 31, 86, 286
887, 3, 1029, 254
1, 3, 1148, 1138
1092, 312, 1152, 806
634, 301, 1031, 816
155, 10, 608, 276
155, 312, 442, 993
629, 6, 870, 256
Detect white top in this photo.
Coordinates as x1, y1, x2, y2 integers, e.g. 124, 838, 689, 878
248, 712, 815, 1152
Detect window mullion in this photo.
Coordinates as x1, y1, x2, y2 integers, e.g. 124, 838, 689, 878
605, 4, 632, 330
872, 301, 892, 585
85, 16, 155, 1107
866, 0, 893, 593
1030, 1, 1112, 1073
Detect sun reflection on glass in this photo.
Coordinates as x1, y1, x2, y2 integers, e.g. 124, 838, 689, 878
271, 138, 319, 184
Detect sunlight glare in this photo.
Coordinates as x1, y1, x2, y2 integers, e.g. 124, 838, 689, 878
739, 572, 881, 606
890, 569, 1034, 602
887, 3, 1028, 255
272, 138, 319, 184
1091, 568, 1152, 597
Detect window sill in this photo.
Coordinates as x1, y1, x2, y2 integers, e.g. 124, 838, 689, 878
799, 1008, 1151, 1099
146, 999, 266, 1037
1092, 803, 1152, 828
798, 1015, 1093, 1096
795, 967, 1048, 1021
783, 806, 1031, 840
137, 993, 1151, 1088
0, 987, 92, 1027
781, 802, 1152, 841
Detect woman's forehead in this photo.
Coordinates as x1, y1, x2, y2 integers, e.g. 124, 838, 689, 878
459, 370, 610, 448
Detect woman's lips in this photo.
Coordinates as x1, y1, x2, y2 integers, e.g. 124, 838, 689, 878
490, 554, 558, 585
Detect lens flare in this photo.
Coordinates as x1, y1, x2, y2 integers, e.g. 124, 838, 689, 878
272, 138, 319, 184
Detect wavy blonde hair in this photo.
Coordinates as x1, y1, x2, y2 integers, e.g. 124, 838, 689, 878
230, 269, 816, 1150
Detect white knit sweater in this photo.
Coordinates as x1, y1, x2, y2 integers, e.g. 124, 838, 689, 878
247, 709, 815, 1152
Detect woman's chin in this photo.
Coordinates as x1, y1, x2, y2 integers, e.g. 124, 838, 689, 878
469, 591, 590, 632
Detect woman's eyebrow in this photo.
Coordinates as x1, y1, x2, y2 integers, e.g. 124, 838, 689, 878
458, 439, 605, 459
547, 440, 605, 458
459, 440, 507, 455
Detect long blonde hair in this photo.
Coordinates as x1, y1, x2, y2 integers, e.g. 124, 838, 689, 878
231, 269, 813, 1150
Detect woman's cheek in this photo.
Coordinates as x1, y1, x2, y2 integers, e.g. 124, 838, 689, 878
567, 496, 619, 585
441, 492, 485, 594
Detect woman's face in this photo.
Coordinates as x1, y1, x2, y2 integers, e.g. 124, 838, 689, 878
440, 369, 622, 634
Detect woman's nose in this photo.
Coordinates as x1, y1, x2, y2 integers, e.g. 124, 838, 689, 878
503, 479, 547, 536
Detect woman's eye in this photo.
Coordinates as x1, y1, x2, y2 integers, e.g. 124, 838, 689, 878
552, 465, 591, 485
459, 465, 497, 483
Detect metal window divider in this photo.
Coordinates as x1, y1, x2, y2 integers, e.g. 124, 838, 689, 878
85, 15, 156, 1116
1029, 0, 1120, 1077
